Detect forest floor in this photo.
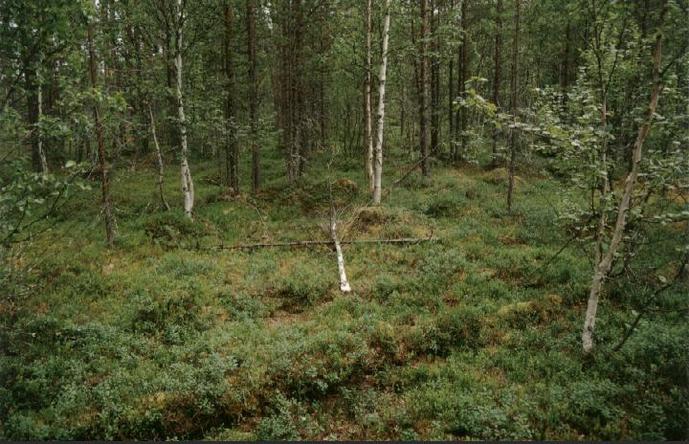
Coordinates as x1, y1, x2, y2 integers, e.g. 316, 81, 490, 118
1, 148, 687, 440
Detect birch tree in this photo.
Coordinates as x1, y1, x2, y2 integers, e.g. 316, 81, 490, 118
364, 0, 374, 192
174, 0, 194, 218
372, 0, 391, 205
490, 0, 503, 166
582, 12, 666, 354
506, 0, 520, 213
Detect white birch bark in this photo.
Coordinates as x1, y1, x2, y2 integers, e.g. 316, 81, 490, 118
372, 0, 391, 205
582, 32, 664, 354
175, 0, 194, 219
330, 216, 351, 293
37, 82, 48, 174
365, 0, 374, 192
149, 104, 170, 211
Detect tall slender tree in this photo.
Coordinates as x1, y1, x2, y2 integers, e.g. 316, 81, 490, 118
364, 0, 374, 192
419, 0, 431, 177
491, 0, 503, 167
582, 12, 666, 354
372, 0, 391, 205
174, 0, 194, 218
506, 0, 520, 213
224, 1, 239, 193
87, 1, 117, 246
247, 0, 260, 193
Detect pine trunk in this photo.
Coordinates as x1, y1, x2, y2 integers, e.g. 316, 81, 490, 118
247, 0, 260, 193
506, 0, 520, 213
224, 2, 239, 193
419, 0, 430, 177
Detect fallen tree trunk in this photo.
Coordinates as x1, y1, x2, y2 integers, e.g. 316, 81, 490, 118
330, 210, 352, 293
217, 236, 436, 251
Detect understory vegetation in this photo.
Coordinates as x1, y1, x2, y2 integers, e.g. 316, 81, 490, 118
1, 148, 687, 440
2, 0, 689, 440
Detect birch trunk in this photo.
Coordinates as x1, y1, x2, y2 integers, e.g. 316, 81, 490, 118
36, 82, 48, 174
364, 0, 374, 192
330, 213, 352, 293
506, 0, 520, 213
175, 0, 194, 218
582, 29, 664, 354
149, 105, 170, 211
372, 0, 391, 205
26, 64, 48, 174
491, 0, 503, 167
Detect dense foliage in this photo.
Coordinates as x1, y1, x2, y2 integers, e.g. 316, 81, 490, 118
1, 0, 688, 440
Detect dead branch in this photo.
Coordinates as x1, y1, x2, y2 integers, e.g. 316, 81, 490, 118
217, 235, 437, 251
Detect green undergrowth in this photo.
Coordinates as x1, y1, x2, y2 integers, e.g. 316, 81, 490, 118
1, 151, 687, 440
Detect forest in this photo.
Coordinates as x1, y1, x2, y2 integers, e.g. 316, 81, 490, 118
0, 0, 688, 440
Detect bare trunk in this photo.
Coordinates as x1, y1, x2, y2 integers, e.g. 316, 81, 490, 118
430, 0, 440, 154
36, 82, 48, 173
87, 11, 117, 247
330, 210, 351, 293
175, 0, 194, 218
454, 0, 469, 162
26, 65, 48, 174
419, 0, 430, 176
506, 0, 520, 213
582, 28, 665, 354
149, 105, 170, 211
364, 0, 374, 192
372, 0, 391, 205
491, 0, 503, 166
247, 0, 260, 193
225, 2, 239, 193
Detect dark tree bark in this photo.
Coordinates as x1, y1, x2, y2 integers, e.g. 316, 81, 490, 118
87, 9, 117, 246
224, 1, 239, 193
491, 0, 503, 167
420, 0, 431, 177
430, 0, 440, 154
247, 0, 260, 193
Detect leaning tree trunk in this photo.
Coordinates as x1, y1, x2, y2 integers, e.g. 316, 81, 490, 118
506, 0, 520, 213
87, 10, 117, 247
247, 0, 260, 193
174, 0, 194, 218
148, 105, 170, 211
372, 0, 391, 205
364, 0, 374, 192
419, 0, 430, 177
582, 27, 665, 354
